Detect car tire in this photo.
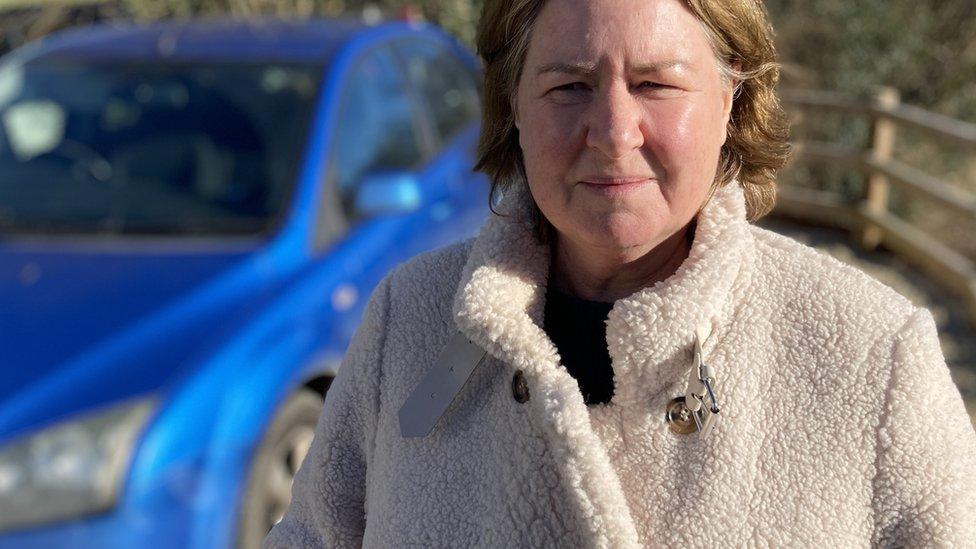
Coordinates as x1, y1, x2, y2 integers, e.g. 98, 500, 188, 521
237, 388, 325, 549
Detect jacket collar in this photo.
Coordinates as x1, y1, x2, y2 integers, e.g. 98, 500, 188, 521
451, 182, 754, 546
453, 182, 753, 399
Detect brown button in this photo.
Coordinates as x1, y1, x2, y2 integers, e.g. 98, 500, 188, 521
665, 396, 697, 435
512, 370, 530, 403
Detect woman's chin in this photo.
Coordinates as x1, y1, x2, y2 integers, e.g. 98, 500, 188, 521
569, 222, 669, 256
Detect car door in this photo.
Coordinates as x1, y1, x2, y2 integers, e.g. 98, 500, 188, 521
393, 36, 490, 249
311, 41, 441, 349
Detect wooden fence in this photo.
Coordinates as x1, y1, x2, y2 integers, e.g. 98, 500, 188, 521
776, 87, 976, 327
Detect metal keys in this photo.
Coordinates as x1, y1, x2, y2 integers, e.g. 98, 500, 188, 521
666, 321, 721, 439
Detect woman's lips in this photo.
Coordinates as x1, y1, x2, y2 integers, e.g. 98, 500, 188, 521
578, 177, 655, 197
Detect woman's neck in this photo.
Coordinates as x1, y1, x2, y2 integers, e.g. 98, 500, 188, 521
549, 221, 695, 303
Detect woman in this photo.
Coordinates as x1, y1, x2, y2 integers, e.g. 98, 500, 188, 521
266, 0, 976, 546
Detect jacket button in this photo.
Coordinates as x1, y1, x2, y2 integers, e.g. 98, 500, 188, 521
665, 397, 697, 435
512, 371, 530, 403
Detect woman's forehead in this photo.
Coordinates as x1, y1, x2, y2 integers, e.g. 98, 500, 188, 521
526, 0, 712, 70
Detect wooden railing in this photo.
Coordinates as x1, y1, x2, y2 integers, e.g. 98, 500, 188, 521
776, 87, 976, 326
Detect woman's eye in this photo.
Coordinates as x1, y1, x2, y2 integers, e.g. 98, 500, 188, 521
637, 81, 666, 90
635, 81, 684, 97
552, 82, 588, 92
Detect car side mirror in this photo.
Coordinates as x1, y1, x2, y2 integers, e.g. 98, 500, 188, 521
352, 171, 423, 218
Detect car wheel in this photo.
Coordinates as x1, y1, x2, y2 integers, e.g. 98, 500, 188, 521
237, 388, 325, 549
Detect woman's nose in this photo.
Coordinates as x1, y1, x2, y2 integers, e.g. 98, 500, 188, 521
585, 84, 644, 159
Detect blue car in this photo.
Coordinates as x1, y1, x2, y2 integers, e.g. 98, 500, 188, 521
0, 17, 489, 548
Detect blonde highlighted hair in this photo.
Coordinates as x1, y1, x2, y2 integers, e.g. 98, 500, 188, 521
474, 0, 792, 226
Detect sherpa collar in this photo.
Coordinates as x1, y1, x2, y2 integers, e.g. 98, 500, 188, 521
450, 182, 754, 546
452, 182, 753, 397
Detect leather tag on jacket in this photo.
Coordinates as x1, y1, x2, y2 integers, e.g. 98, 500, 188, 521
398, 331, 487, 437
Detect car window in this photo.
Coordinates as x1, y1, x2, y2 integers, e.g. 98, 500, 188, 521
332, 45, 425, 206
0, 59, 321, 236
397, 39, 480, 145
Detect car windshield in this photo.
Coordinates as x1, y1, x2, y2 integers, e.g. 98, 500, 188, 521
0, 58, 322, 236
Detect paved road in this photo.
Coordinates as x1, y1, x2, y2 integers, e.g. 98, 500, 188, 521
758, 216, 976, 426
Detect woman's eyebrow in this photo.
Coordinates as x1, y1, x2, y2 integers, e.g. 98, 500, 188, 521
535, 61, 598, 77
632, 60, 688, 73
535, 59, 689, 77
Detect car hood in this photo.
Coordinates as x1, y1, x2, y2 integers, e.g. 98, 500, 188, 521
0, 240, 278, 439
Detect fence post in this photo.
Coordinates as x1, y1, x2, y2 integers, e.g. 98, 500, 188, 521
858, 86, 900, 250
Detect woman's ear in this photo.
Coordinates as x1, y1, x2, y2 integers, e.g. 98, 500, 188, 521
724, 62, 741, 115
511, 77, 529, 132
721, 83, 735, 143
720, 62, 741, 142
511, 92, 521, 131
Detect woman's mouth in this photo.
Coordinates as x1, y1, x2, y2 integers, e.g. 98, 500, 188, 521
578, 177, 655, 197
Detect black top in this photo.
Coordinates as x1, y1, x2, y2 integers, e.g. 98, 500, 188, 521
542, 284, 615, 406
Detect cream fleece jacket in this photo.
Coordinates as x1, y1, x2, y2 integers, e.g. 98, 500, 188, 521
265, 183, 976, 548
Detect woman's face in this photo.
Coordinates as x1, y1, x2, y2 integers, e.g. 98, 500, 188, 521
515, 0, 735, 257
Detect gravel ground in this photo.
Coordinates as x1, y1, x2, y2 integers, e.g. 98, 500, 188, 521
757, 216, 976, 427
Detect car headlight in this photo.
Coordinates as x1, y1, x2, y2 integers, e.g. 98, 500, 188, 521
0, 397, 154, 533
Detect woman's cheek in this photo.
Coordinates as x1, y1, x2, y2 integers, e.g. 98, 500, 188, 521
638, 108, 686, 177
520, 127, 564, 203
651, 103, 719, 167
539, 105, 583, 148
522, 102, 567, 144
649, 102, 696, 141
525, 117, 580, 183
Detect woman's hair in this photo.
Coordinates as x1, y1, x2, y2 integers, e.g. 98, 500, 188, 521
474, 0, 792, 229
